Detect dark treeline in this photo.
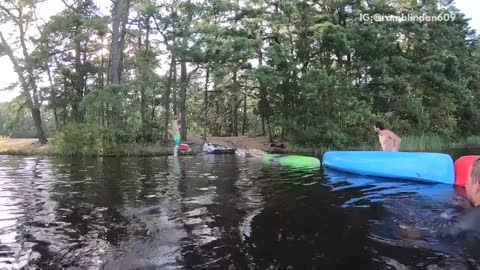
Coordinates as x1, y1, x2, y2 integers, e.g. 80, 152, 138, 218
1, 0, 480, 152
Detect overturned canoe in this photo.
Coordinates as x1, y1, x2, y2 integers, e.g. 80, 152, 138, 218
263, 154, 321, 170
454, 155, 480, 186
322, 151, 455, 184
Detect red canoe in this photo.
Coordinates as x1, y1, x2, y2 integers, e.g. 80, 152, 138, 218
454, 155, 480, 186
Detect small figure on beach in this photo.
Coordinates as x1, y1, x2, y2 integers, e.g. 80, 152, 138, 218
172, 114, 181, 156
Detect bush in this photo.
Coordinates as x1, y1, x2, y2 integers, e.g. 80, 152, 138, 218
53, 123, 103, 156
288, 125, 350, 149
53, 123, 130, 156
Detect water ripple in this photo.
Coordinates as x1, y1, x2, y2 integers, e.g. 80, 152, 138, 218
0, 153, 477, 269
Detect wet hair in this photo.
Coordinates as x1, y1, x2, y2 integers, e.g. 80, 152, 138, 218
374, 121, 385, 130
470, 158, 480, 184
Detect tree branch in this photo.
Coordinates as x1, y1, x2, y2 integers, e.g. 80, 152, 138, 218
60, 0, 75, 10
187, 66, 200, 81
0, 4, 18, 23
0, 30, 35, 109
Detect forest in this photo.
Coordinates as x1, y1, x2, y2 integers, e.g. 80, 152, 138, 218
0, 0, 479, 154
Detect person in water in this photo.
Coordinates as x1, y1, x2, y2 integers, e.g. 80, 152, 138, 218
403, 158, 480, 243
436, 158, 480, 264
450, 157, 480, 239
373, 121, 401, 152
172, 114, 181, 156
465, 158, 480, 207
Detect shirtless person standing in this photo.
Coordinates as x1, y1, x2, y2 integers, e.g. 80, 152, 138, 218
373, 121, 401, 152
172, 114, 181, 156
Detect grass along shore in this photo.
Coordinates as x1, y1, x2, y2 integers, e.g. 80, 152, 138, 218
0, 138, 174, 157
0, 136, 272, 156
1, 135, 480, 157
288, 135, 480, 156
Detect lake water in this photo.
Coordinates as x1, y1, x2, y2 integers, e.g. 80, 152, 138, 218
0, 148, 479, 269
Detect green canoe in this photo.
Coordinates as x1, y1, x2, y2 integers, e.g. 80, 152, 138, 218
263, 154, 321, 170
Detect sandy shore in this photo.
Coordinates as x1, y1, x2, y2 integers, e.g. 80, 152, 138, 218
187, 136, 277, 152
0, 138, 53, 155
0, 136, 280, 155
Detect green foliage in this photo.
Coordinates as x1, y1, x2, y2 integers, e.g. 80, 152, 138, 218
464, 136, 480, 145
399, 135, 448, 151
0, 100, 55, 138
289, 126, 348, 149
4, 0, 480, 153
52, 123, 173, 156
53, 123, 142, 156
53, 123, 106, 156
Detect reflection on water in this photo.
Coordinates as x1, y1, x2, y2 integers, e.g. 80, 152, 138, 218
0, 150, 478, 269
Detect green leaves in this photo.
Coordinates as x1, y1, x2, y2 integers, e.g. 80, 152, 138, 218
2, 0, 479, 148
138, 0, 158, 17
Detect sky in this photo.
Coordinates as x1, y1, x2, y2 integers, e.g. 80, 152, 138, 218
0, 0, 479, 103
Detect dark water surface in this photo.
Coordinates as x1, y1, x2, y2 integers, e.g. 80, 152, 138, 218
0, 148, 479, 269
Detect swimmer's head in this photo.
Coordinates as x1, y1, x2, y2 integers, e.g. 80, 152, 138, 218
467, 158, 480, 207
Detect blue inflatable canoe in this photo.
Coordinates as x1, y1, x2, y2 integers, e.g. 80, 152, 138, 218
322, 151, 455, 184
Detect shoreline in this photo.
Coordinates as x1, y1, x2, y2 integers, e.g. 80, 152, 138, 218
0, 136, 278, 157
2, 135, 475, 157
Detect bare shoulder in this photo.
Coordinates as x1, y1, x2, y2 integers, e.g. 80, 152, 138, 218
378, 129, 395, 136
385, 129, 400, 138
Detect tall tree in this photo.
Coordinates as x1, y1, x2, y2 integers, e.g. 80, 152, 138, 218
110, 0, 131, 127
0, 0, 48, 144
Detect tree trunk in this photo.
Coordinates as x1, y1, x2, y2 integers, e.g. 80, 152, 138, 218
151, 102, 157, 122
233, 103, 239, 136
203, 67, 209, 142
282, 92, 289, 141
73, 26, 83, 123
267, 118, 273, 143
232, 71, 238, 136
229, 109, 233, 136
111, 0, 124, 84
213, 82, 220, 136
100, 36, 106, 127
179, 60, 188, 141
101, 104, 105, 127
32, 108, 48, 143
242, 91, 247, 135
172, 63, 177, 115
261, 116, 266, 136
233, 0, 240, 137
110, 0, 129, 128
163, 55, 176, 145
63, 102, 68, 127
100, 36, 105, 88
45, 59, 59, 130
257, 46, 268, 137
140, 16, 150, 142
119, 0, 131, 78
0, 31, 48, 144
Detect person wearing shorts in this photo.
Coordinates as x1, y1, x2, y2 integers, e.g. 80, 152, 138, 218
172, 114, 181, 156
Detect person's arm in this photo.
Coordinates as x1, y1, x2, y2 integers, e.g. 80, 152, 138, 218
389, 131, 401, 150
394, 134, 401, 149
